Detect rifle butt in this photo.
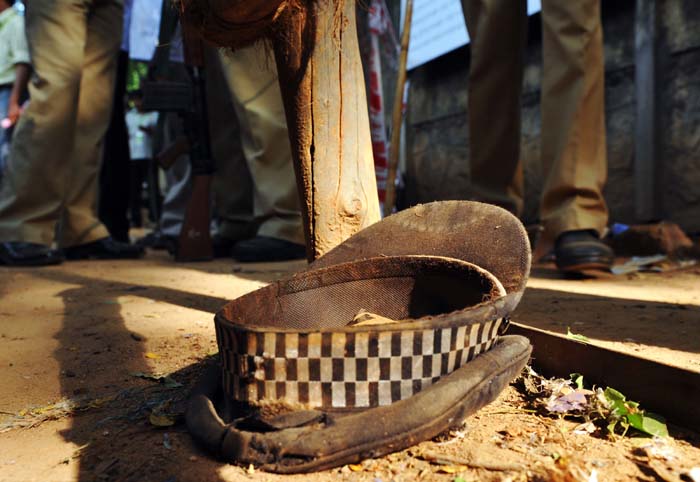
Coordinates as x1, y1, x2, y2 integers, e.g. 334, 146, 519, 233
176, 174, 213, 262
157, 136, 191, 169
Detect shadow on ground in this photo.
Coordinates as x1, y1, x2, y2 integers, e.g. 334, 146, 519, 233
48, 274, 227, 482
4, 259, 695, 480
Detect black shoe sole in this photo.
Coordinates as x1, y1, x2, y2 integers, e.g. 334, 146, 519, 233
556, 255, 613, 273
64, 250, 144, 261
232, 252, 306, 263
0, 253, 64, 266
232, 237, 306, 263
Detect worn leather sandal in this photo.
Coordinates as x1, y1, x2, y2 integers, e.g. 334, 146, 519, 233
186, 201, 533, 473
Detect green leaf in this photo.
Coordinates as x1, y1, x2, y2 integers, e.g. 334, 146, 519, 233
608, 399, 630, 418
627, 412, 669, 437
566, 327, 590, 343
626, 413, 644, 430
570, 373, 584, 390
454, 477, 467, 482
604, 387, 626, 402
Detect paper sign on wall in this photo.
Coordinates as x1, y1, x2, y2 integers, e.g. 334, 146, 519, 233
403, 0, 542, 70
129, 0, 164, 61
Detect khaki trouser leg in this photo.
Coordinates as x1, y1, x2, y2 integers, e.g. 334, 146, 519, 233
59, 1, 121, 247
0, 0, 87, 245
540, 0, 608, 242
218, 46, 304, 246
206, 48, 255, 242
463, 0, 527, 217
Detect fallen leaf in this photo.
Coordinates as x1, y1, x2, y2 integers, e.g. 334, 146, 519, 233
350, 310, 403, 326
130, 372, 182, 388
149, 412, 175, 427
348, 464, 363, 471
566, 327, 590, 343
144, 352, 160, 359
546, 390, 589, 413
572, 422, 597, 435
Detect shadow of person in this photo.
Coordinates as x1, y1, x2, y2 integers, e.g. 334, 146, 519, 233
52, 279, 229, 481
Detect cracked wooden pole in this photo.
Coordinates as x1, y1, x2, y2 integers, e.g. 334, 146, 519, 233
181, 0, 381, 261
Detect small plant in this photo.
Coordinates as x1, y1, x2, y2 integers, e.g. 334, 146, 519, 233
517, 367, 668, 439
600, 386, 668, 438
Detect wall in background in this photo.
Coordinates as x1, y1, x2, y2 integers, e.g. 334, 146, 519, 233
403, 0, 700, 233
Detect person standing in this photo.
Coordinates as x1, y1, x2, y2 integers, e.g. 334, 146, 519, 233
464, 0, 614, 272
0, 0, 143, 265
0, 0, 30, 178
138, 22, 306, 262
97, 0, 134, 243
125, 90, 158, 227
213, 44, 306, 262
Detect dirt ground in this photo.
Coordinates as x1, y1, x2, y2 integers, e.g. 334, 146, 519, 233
1, 251, 699, 482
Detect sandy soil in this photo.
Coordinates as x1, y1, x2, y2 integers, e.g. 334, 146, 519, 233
0, 252, 698, 482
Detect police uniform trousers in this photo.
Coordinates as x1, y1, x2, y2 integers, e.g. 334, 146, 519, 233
0, 0, 122, 247
211, 44, 303, 246
463, 0, 608, 247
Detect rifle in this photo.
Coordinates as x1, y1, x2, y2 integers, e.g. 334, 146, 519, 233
142, 20, 215, 262
155, 135, 189, 170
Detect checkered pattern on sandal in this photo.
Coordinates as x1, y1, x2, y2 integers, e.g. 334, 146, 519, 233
216, 318, 502, 408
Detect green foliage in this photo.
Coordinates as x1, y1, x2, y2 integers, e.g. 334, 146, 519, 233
570, 373, 584, 390
602, 387, 669, 438
126, 60, 149, 93
519, 368, 669, 440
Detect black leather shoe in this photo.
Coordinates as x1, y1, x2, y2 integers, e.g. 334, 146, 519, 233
136, 231, 176, 251
232, 236, 306, 262
554, 230, 614, 272
63, 237, 144, 260
212, 234, 237, 258
0, 242, 64, 266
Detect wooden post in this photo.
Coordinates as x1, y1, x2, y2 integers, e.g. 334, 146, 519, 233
634, 0, 662, 221
181, 0, 381, 261
384, 0, 413, 215
271, 0, 381, 261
